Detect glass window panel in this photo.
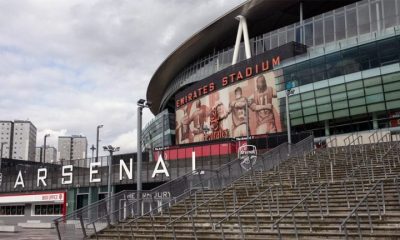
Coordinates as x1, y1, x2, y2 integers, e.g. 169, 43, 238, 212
303, 107, 317, 116
314, 20, 323, 45
331, 92, 347, 101
347, 89, 365, 99
366, 93, 384, 104
271, 34, 278, 49
346, 80, 363, 90
387, 99, 400, 109
310, 57, 326, 82
291, 117, 304, 126
297, 61, 312, 85
357, 3, 370, 35
318, 95, 331, 104
304, 115, 318, 123
385, 91, 400, 101
350, 106, 367, 115
378, 38, 400, 66
263, 36, 270, 51
302, 99, 316, 108
384, 81, 400, 92
330, 84, 346, 93
278, 29, 286, 46
382, 72, 400, 83
334, 109, 349, 118
367, 103, 386, 112
335, 11, 346, 40
301, 91, 315, 100
290, 109, 303, 118
319, 112, 333, 121
358, 42, 379, 70
364, 76, 382, 87
326, 52, 343, 78
317, 104, 332, 113
289, 102, 301, 111
342, 47, 361, 74
346, 8, 357, 38
289, 94, 301, 103
315, 88, 330, 97
383, 0, 397, 28
324, 16, 334, 43
349, 97, 366, 107
365, 85, 383, 95
287, 28, 294, 42
304, 23, 314, 46
332, 100, 348, 110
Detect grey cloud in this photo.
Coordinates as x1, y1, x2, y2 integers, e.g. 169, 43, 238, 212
0, 0, 245, 154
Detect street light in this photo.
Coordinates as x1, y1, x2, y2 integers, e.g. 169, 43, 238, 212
137, 99, 151, 215
96, 125, 104, 162
43, 134, 50, 163
285, 88, 296, 153
103, 145, 120, 218
90, 144, 96, 163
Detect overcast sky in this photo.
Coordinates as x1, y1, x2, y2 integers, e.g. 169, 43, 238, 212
0, 0, 245, 156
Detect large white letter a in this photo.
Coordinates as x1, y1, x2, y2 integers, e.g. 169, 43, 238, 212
151, 154, 170, 178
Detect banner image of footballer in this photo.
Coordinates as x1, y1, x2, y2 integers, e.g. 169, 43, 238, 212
175, 71, 283, 145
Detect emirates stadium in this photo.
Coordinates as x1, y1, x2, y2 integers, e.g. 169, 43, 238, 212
143, 0, 400, 157
4, 0, 400, 239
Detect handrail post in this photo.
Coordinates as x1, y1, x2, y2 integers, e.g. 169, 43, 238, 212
79, 214, 87, 238
54, 220, 62, 240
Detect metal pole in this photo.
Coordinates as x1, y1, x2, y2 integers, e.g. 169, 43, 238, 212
137, 105, 143, 215
286, 91, 292, 153
96, 125, 103, 162
43, 134, 49, 163
246, 101, 250, 145
108, 150, 113, 215
90, 144, 96, 163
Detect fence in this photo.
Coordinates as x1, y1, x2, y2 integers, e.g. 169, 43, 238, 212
54, 134, 314, 239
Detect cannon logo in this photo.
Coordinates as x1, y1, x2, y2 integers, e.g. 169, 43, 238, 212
238, 145, 257, 171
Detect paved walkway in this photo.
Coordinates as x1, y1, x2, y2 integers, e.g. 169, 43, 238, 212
0, 228, 58, 240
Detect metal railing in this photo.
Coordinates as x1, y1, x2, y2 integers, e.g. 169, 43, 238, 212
120, 136, 314, 239
271, 183, 329, 240
339, 180, 386, 239
54, 135, 314, 239
53, 190, 138, 239
215, 185, 278, 240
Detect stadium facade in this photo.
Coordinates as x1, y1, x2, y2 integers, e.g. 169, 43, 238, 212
2, 0, 400, 224
144, 0, 400, 155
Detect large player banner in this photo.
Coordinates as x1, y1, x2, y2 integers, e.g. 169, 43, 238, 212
175, 71, 283, 144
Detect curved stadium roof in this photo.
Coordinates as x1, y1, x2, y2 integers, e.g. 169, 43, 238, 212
146, 0, 358, 114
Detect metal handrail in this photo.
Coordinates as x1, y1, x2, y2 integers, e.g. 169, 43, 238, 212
165, 154, 280, 228
215, 185, 275, 227
54, 190, 132, 222
339, 180, 385, 238
126, 142, 289, 227
120, 142, 288, 226
272, 183, 326, 229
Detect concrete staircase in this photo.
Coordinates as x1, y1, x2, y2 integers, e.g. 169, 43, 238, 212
90, 141, 400, 239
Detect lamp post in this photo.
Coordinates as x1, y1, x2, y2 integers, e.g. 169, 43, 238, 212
103, 145, 120, 218
285, 88, 295, 153
245, 100, 250, 146
90, 144, 96, 163
43, 134, 50, 163
137, 99, 151, 215
96, 125, 103, 162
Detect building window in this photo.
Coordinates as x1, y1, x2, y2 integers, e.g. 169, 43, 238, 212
0, 205, 25, 216
33, 204, 62, 215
